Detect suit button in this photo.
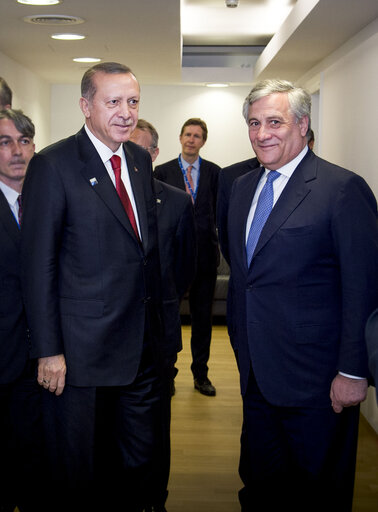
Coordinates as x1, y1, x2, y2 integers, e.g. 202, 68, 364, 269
143, 258, 148, 266
143, 296, 151, 304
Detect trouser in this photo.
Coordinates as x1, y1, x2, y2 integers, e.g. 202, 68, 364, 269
0, 361, 42, 512
41, 349, 164, 512
239, 371, 360, 512
189, 267, 217, 381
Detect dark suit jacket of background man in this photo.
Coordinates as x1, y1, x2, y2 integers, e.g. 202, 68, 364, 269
155, 158, 219, 272
152, 178, 196, 507
154, 157, 220, 381
21, 127, 163, 388
154, 178, 196, 364
0, 189, 41, 509
218, 149, 378, 406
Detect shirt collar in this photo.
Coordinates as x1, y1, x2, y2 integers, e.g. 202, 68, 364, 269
85, 124, 124, 163
265, 145, 308, 178
180, 154, 200, 171
0, 180, 19, 207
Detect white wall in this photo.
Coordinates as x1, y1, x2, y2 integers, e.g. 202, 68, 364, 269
50, 83, 254, 168
301, 18, 378, 433
0, 51, 50, 151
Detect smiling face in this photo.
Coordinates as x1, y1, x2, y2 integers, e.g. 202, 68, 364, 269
247, 92, 308, 170
0, 118, 35, 192
80, 71, 140, 152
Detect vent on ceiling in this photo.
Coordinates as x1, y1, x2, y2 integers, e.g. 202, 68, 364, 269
23, 14, 85, 25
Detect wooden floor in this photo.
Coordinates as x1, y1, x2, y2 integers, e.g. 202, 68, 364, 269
166, 324, 378, 512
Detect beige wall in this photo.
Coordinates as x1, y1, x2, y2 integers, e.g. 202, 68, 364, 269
0, 50, 50, 151
50, 83, 253, 168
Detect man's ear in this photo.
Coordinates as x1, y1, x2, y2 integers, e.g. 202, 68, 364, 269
79, 97, 90, 119
298, 116, 309, 137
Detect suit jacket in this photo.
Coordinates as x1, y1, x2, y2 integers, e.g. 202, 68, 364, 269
21, 127, 163, 388
217, 157, 260, 264
155, 157, 220, 271
217, 157, 260, 349
154, 179, 196, 359
0, 190, 29, 384
218, 150, 378, 407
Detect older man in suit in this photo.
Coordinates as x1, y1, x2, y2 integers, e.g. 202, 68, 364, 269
155, 118, 220, 396
0, 108, 41, 512
217, 79, 378, 511
21, 63, 165, 512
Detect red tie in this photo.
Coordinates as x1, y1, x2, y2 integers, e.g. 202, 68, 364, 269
185, 165, 194, 203
110, 155, 140, 241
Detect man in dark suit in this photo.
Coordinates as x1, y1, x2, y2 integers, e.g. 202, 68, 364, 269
217, 78, 378, 511
130, 120, 196, 511
21, 63, 165, 512
155, 118, 220, 396
0, 108, 41, 511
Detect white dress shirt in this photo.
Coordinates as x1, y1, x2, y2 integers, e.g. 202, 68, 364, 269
85, 125, 141, 239
0, 180, 21, 226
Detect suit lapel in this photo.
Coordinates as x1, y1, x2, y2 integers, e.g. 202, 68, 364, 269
252, 152, 315, 260
76, 129, 141, 243
0, 189, 20, 249
124, 143, 148, 250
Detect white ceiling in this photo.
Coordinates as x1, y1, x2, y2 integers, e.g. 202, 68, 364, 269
0, 0, 377, 86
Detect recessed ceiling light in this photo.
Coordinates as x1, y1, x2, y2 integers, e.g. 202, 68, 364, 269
206, 83, 229, 88
17, 0, 61, 5
73, 57, 101, 63
52, 33, 85, 41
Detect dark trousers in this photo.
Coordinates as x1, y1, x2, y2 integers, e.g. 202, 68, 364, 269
189, 267, 217, 381
41, 352, 164, 512
239, 371, 360, 512
0, 362, 42, 512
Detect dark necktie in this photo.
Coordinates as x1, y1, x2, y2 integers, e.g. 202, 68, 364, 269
110, 155, 140, 241
17, 194, 22, 226
185, 165, 195, 203
246, 170, 280, 266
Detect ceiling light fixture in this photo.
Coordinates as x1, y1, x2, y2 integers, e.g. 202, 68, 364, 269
73, 57, 101, 63
206, 83, 229, 88
17, 0, 61, 5
52, 33, 85, 40
225, 0, 239, 8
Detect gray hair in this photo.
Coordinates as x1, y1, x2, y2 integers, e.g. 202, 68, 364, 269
0, 108, 35, 139
242, 79, 311, 131
81, 62, 135, 103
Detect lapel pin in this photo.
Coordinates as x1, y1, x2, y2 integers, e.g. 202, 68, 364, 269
134, 166, 139, 173
89, 177, 98, 186
156, 198, 161, 204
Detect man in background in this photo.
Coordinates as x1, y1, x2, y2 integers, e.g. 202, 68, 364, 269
155, 118, 219, 396
21, 62, 165, 512
130, 119, 196, 511
218, 78, 378, 511
0, 77, 12, 109
0, 108, 41, 512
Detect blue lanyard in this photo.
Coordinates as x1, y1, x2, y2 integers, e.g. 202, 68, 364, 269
178, 155, 201, 202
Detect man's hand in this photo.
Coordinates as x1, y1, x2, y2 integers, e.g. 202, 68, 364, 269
38, 354, 67, 396
330, 374, 367, 413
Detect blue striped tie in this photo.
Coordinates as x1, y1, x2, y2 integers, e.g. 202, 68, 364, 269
246, 170, 280, 266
